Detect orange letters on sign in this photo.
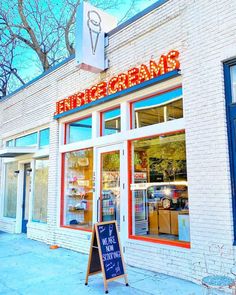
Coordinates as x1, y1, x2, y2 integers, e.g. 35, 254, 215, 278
54, 50, 180, 116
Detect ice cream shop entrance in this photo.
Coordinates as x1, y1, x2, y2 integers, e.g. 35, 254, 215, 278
96, 144, 126, 239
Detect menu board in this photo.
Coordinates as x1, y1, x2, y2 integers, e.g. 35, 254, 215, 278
97, 222, 124, 280
85, 221, 128, 293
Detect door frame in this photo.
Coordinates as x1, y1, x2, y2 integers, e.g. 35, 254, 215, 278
95, 143, 127, 244
15, 159, 33, 233
224, 60, 236, 243
21, 163, 31, 233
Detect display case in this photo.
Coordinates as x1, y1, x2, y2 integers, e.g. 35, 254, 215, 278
133, 172, 148, 235
64, 149, 93, 229
101, 190, 115, 221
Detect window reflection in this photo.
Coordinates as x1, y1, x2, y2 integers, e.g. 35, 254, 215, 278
230, 65, 236, 103
102, 108, 121, 136
15, 133, 37, 147
6, 140, 14, 147
131, 132, 189, 242
68, 117, 92, 143
4, 162, 18, 218
132, 88, 183, 128
39, 129, 50, 147
32, 158, 49, 223
63, 148, 93, 230
101, 151, 120, 227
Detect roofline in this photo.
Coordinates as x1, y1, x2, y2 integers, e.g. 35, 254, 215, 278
1, 0, 169, 101
1, 54, 75, 101
108, 0, 169, 36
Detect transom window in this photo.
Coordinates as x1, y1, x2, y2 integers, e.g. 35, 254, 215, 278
131, 87, 183, 129
67, 117, 92, 144
6, 128, 50, 148
15, 132, 37, 147
101, 107, 121, 136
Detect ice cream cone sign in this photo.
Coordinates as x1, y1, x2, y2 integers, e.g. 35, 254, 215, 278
76, 2, 117, 73
87, 10, 102, 55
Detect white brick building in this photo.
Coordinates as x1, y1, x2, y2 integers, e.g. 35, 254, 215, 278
1, 0, 236, 285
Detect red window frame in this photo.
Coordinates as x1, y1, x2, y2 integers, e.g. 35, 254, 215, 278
100, 105, 121, 136
129, 84, 182, 130
127, 130, 190, 249
60, 147, 93, 232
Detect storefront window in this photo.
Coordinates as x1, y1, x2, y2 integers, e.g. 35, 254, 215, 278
67, 117, 92, 143
39, 128, 50, 147
6, 140, 14, 147
15, 132, 37, 147
130, 132, 189, 243
101, 108, 121, 136
4, 162, 18, 218
230, 65, 236, 103
63, 148, 93, 230
131, 88, 183, 128
32, 158, 49, 223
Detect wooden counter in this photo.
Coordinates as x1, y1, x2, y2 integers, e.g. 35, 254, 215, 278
148, 208, 189, 236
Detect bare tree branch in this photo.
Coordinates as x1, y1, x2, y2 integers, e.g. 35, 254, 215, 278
65, 0, 80, 55
17, 0, 50, 70
0, 0, 146, 97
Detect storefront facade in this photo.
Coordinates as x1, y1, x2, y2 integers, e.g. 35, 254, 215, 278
1, 0, 236, 283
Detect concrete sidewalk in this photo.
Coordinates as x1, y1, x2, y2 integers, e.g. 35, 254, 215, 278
0, 232, 203, 295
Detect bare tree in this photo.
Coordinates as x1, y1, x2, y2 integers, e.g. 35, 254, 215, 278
0, 34, 25, 98
0, 0, 146, 96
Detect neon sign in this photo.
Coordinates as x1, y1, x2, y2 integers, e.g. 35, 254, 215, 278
54, 50, 180, 116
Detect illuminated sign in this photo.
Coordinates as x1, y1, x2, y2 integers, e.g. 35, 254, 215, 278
54, 50, 180, 116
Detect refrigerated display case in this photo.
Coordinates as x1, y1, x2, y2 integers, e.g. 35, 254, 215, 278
133, 172, 148, 235
101, 190, 116, 222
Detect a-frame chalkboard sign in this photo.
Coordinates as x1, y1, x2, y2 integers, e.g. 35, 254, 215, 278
85, 221, 128, 293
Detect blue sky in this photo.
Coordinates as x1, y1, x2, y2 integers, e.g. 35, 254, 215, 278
8, 0, 158, 94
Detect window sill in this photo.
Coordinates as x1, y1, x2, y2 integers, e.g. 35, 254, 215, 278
129, 235, 190, 249
61, 225, 92, 233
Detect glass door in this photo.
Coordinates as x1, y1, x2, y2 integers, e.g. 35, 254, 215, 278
97, 144, 123, 229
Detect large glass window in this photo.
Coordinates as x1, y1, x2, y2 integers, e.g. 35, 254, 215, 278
39, 129, 50, 147
32, 158, 49, 223
5, 128, 49, 148
4, 162, 18, 218
63, 148, 93, 230
230, 65, 236, 103
131, 88, 183, 128
130, 132, 189, 243
15, 132, 37, 147
67, 117, 92, 143
101, 108, 121, 136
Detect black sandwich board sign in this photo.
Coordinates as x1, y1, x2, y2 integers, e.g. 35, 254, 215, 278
85, 221, 128, 293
